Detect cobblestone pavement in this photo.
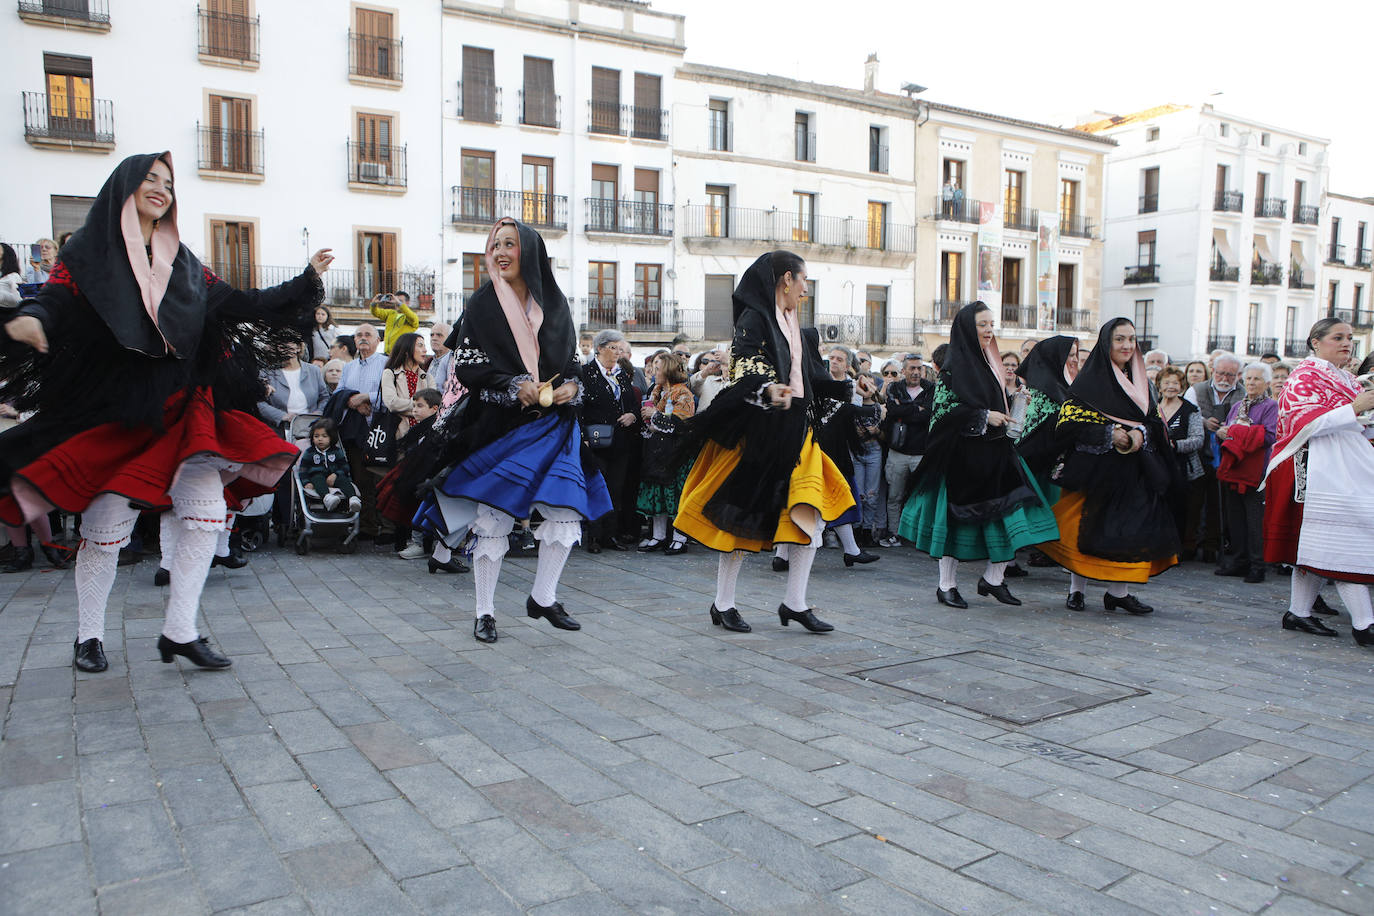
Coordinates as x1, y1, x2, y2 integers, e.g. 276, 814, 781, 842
3, 539, 1374, 915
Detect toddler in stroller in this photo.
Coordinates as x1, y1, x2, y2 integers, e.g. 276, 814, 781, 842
299, 418, 361, 512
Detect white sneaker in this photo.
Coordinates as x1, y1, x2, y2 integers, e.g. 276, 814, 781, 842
322, 492, 342, 511
398, 542, 426, 559
347, 496, 362, 512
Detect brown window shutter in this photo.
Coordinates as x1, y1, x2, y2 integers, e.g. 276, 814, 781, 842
1138, 230, 1156, 244
382, 232, 397, 291
43, 53, 93, 77
208, 95, 223, 129
633, 169, 658, 194
634, 73, 660, 111
592, 67, 619, 105
592, 163, 618, 184
239, 222, 254, 286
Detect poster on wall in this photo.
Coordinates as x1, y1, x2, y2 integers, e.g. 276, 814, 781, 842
1036, 212, 1059, 332
977, 201, 1003, 294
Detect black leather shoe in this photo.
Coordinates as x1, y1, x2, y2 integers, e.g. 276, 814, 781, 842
153, 567, 170, 587
429, 556, 469, 574
1214, 565, 1246, 578
474, 615, 498, 643
74, 638, 107, 672
1004, 563, 1028, 578
40, 542, 72, 570
1353, 625, 1374, 648
585, 540, 602, 554
772, 557, 789, 572
1313, 594, 1338, 616
663, 540, 687, 556
1282, 611, 1338, 637
1065, 591, 1086, 611
1104, 593, 1153, 615
777, 603, 833, 632
843, 550, 880, 567
157, 634, 232, 668
637, 539, 665, 552
211, 552, 248, 570
977, 578, 1022, 606
1243, 568, 1266, 584
1, 546, 34, 573
1028, 550, 1057, 568
602, 539, 629, 552
936, 587, 968, 609
709, 604, 751, 632
526, 596, 581, 630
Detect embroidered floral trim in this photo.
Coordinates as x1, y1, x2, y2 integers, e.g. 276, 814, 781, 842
480, 373, 534, 406
730, 355, 777, 385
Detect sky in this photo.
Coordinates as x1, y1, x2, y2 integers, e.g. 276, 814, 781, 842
659, 0, 1374, 194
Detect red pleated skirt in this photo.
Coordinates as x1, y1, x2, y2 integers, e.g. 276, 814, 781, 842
1263, 459, 1374, 583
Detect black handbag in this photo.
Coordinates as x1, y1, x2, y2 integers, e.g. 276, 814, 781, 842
585, 423, 615, 450
363, 377, 400, 467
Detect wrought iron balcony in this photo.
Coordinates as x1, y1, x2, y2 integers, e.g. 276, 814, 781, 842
1138, 193, 1158, 214
17, 0, 108, 27
1213, 189, 1243, 213
346, 141, 406, 189
449, 186, 568, 231
586, 101, 668, 140
1056, 308, 1097, 332
348, 31, 402, 82
1289, 269, 1315, 290
1207, 334, 1236, 353
1293, 204, 1319, 226
1255, 197, 1287, 219
584, 199, 673, 237
1251, 261, 1282, 285
999, 304, 1036, 328
458, 81, 501, 123
1125, 264, 1160, 285
935, 194, 982, 224
1003, 205, 1038, 232
1060, 212, 1094, 239
1329, 308, 1374, 330
1246, 336, 1278, 356
517, 89, 559, 129
1210, 262, 1240, 282
197, 124, 263, 176
1358, 248, 1373, 268
934, 299, 977, 322
251, 265, 435, 312
1327, 243, 1347, 265
578, 298, 681, 334
1284, 337, 1306, 358
198, 5, 258, 62
680, 204, 915, 253
22, 90, 114, 147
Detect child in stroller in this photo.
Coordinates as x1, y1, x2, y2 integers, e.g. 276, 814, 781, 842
299, 418, 362, 512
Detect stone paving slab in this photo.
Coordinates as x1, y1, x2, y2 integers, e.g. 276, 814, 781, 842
4, 541, 1374, 913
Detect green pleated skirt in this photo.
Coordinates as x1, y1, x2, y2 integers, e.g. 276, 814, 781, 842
898, 460, 1060, 562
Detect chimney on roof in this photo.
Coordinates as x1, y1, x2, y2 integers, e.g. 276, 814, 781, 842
864, 53, 878, 93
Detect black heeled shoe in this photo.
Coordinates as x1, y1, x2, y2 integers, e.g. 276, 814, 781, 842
771, 557, 789, 572
663, 540, 687, 556
211, 552, 248, 570
474, 615, 498, 643
843, 550, 880, 567
777, 603, 833, 632
976, 578, 1022, 606
1353, 626, 1374, 648
157, 634, 232, 669
935, 587, 967, 609
40, 542, 72, 570
1103, 593, 1154, 615
1282, 611, 1338, 637
428, 556, 469, 574
637, 539, 666, 552
1313, 594, 1339, 616
74, 638, 107, 673
1, 546, 34, 573
1065, 591, 1086, 611
526, 596, 581, 630
1004, 562, 1028, 578
709, 604, 751, 633
153, 567, 170, 587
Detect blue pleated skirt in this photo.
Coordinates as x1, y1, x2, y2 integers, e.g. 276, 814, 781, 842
412, 413, 613, 543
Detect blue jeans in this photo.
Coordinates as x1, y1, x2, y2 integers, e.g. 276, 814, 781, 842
852, 442, 883, 532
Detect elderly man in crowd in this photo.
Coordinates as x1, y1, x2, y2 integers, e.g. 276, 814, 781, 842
427, 322, 454, 393
690, 344, 728, 411
580, 329, 641, 552
1144, 348, 1170, 393
336, 323, 388, 540
1184, 351, 1242, 562
880, 353, 933, 548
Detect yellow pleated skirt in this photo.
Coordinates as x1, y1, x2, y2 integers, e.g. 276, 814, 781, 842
674, 432, 854, 553
1038, 490, 1177, 583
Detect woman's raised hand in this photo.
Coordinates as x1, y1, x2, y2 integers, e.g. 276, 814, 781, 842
309, 249, 335, 274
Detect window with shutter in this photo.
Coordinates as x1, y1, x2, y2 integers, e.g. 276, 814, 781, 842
43, 53, 93, 132
50, 195, 94, 240
207, 94, 252, 172
522, 56, 555, 127
632, 73, 661, 140
355, 8, 394, 79
355, 114, 393, 181
210, 220, 254, 288
203, 0, 250, 59
522, 157, 553, 226
459, 150, 494, 221
633, 263, 662, 325
356, 230, 397, 298
633, 169, 659, 234
590, 164, 618, 231
590, 67, 620, 134
462, 47, 496, 122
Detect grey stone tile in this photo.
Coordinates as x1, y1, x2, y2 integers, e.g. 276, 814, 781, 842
961, 853, 1148, 915
0, 731, 76, 788
284, 841, 419, 914
606, 761, 739, 824
525, 891, 634, 916
580, 795, 730, 873
385, 762, 501, 829
1268, 756, 1374, 798
942, 812, 1129, 889
142, 721, 219, 768
1103, 872, 1247, 916
826, 877, 946, 916
695, 811, 862, 894
74, 708, 143, 755
1178, 749, 1293, 792
563, 839, 732, 915
451, 818, 594, 908
1151, 799, 1363, 873
0, 842, 94, 916
157, 762, 249, 826
919, 771, 1090, 838
85, 799, 184, 885
481, 777, 611, 850
95, 869, 209, 916
340, 797, 466, 879
705, 777, 851, 845
716, 724, 843, 771
182, 817, 294, 910
401, 866, 521, 915
505, 744, 623, 805
0, 779, 81, 853
343, 720, 436, 770
821, 794, 991, 868
199, 697, 270, 738
1151, 728, 1256, 763
216, 733, 303, 787
423, 733, 526, 786
267, 708, 349, 755
313, 688, 387, 727
824, 833, 1014, 913
298, 747, 398, 807
243, 781, 356, 853
131, 687, 202, 724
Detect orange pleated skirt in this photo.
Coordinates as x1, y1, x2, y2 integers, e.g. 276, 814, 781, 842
1038, 490, 1177, 583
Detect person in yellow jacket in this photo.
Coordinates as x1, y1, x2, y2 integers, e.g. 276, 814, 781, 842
369, 291, 418, 353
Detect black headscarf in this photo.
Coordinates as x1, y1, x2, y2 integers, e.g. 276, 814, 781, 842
1068, 318, 1154, 423
1015, 335, 1078, 403
58, 152, 205, 358
731, 252, 795, 393
941, 302, 1007, 412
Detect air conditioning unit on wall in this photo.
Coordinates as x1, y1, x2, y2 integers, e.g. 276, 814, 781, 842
358, 161, 387, 182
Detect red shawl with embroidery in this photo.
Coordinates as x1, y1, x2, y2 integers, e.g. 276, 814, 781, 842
1266, 357, 1361, 478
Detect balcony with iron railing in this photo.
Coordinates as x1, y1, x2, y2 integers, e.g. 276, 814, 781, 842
1329, 308, 1374, 330
346, 141, 406, 190
1327, 243, 1347, 265
935, 194, 982, 224
458, 81, 501, 123
1251, 261, 1282, 285
1246, 336, 1279, 356
246, 265, 435, 313
1358, 248, 1373, 268
1209, 260, 1240, 282
449, 186, 568, 232
348, 31, 402, 83
1003, 204, 1038, 232
586, 100, 668, 140
681, 204, 915, 254
517, 90, 559, 129
196, 124, 264, 178
1207, 334, 1236, 353
1000, 304, 1036, 328
578, 298, 681, 334
198, 5, 258, 64
1293, 204, 1320, 226
1214, 189, 1243, 213
1125, 263, 1160, 285
583, 199, 673, 237
1138, 193, 1158, 214
17, 0, 108, 30
22, 90, 114, 150
1289, 269, 1315, 290
1255, 197, 1288, 219
1056, 308, 1097, 332
933, 299, 977, 322
1284, 337, 1307, 358
1060, 212, 1094, 239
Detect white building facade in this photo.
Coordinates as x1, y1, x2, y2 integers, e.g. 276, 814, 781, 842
3, 1, 445, 321
1320, 193, 1374, 360
1089, 105, 1331, 361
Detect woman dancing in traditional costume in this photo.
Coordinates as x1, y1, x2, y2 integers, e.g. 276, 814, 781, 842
0, 152, 328, 672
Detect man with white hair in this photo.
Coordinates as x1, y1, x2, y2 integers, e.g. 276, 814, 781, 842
337, 323, 387, 539
427, 322, 454, 393
1185, 350, 1242, 562
1144, 349, 1169, 371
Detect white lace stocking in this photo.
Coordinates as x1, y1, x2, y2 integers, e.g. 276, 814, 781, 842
784, 542, 819, 611
715, 550, 745, 610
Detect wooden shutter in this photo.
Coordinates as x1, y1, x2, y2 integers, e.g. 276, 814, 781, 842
633, 73, 660, 110
592, 67, 619, 105
357, 8, 390, 38
523, 56, 554, 126
633, 168, 658, 195
381, 232, 397, 292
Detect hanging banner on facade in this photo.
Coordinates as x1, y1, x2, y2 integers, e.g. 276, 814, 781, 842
977, 201, 1003, 295
1036, 212, 1059, 332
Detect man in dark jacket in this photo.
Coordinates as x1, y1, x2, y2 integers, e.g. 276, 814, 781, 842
1187, 352, 1242, 561
578, 329, 640, 551
880, 354, 933, 547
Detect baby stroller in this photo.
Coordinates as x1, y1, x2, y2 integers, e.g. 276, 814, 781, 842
235, 493, 274, 552
286, 413, 359, 555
